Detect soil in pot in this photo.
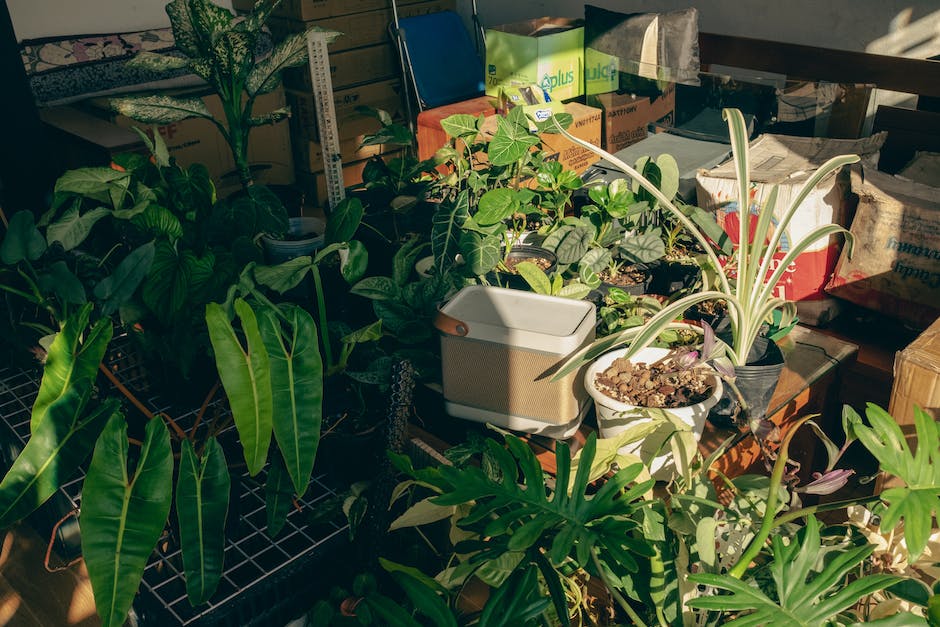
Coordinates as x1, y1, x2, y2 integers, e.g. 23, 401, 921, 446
593, 353, 715, 408
596, 264, 651, 296
491, 245, 557, 289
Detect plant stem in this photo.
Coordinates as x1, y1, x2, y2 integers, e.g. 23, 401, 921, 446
591, 551, 648, 627
98, 363, 188, 440
728, 415, 812, 578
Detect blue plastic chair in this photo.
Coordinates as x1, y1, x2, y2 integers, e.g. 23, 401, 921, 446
391, 9, 485, 115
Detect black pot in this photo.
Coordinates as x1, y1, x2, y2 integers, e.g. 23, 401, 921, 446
708, 335, 785, 428
491, 245, 557, 290
649, 259, 702, 297
592, 263, 653, 300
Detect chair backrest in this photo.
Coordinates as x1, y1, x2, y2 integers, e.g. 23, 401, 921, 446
394, 11, 485, 111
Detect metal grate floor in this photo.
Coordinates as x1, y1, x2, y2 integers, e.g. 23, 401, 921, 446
0, 345, 348, 626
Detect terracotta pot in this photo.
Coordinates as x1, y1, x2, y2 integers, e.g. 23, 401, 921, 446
585, 347, 723, 480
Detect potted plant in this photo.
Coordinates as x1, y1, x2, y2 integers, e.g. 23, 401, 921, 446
428, 105, 580, 285
553, 108, 860, 429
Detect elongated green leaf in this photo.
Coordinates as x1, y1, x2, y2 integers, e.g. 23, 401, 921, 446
46, 206, 111, 251
515, 261, 551, 294
325, 197, 364, 244
253, 256, 313, 293
93, 241, 155, 315
0, 388, 117, 528
111, 95, 213, 124
351, 276, 400, 301
177, 438, 230, 606
206, 299, 273, 476
1, 211, 46, 264
258, 304, 322, 495
31, 305, 112, 430
82, 415, 173, 627
265, 451, 294, 538
432, 192, 469, 274
388, 569, 458, 627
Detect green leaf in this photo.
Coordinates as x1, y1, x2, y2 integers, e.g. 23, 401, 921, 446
37, 261, 86, 305
141, 242, 215, 324
340, 239, 368, 284
82, 415, 174, 627
388, 569, 458, 627
476, 188, 517, 226
432, 192, 469, 274
206, 299, 273, 476
0, 388, 117, 528
1, 211, 47, 263
620, 228, 666, 264
258, 304, 322, 495
656, 154, 680, 201
31, 305, 112, 430
460, 231, 500, 276
487, 107, 539, 166
53, 167, 130, 204
94, 241, 155, 315
124, 50, 190, 72
388, 497, 456, 531
176, 438, 230, 606
46, 206, 110, 251
265, 450, 294, 538
133, 204, 184, 241
554, 225, 593, 265
440, 113, 480, 139
854, 404, 940, 560
247, 31, 309, 95
111, 94, 213, 124
254, 257, 313, 293
351, 276, 400, 301
325, 197, 364, 244
515, 261, 551, 294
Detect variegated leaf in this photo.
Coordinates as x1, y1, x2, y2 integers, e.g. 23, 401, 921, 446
111, 95, 213, 125
249, 107, 291, 126
214, 30, 253, 85
125, 50, 190, 73
247, 31, 309, 96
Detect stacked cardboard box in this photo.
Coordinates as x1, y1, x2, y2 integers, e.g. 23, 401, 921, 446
233, 0, 455, 206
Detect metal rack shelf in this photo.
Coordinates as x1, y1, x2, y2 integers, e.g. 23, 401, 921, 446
0, 348, 349, 627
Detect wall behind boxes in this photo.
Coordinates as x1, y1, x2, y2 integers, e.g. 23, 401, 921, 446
233, 0, 455, 208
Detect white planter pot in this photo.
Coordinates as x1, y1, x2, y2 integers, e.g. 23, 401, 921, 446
584, 347, 723, 480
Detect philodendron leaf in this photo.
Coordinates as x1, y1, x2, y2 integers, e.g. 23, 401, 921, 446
253, 256, 313, 294
46, 206, 111, 251
554, 225, 594, 265
853, 403, 940, 561
37, 261, 86, 305
1, 211, 47, 263
110, 95, 213, 124
476, 188, 517, 226
488, 106, 539, 166
258, 304, 322, 495
82, 415, 173, 627
31, 304, 112, 430
265, 450, 294, 538
340, 240, 368, 284
206, 299, 273, 476
0, 387, 117, 528
94, 241, 156, 315
620, 228, 666, 264
142, 242, 215, 324
53, 167, 130, 204
177, 437, 230, 606
460, 231, 500, 276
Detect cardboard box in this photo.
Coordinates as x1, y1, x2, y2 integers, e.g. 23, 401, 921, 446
416, 95, 497, 161
696, 133, 886, 305
81, 88, 294, 195
588, 83, 676, 152
485, 18, 584, 101
285, 42, 398, 91
267, 0, 455, 53
826, 168, 940, 329
232, 0, 428, 22
288, 79, 406, 141
772, 82, 874, 139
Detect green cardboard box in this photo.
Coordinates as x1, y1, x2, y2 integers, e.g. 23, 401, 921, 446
485, 17, 584, 101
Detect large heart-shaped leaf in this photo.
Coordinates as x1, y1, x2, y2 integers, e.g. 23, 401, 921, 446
46, 206, 111, 251
142, 242, 215, 324
258, 304, 322, 495
37, 261, 87, 305
53, 167, 130, 205
81, 415, 173, 627
94, 241, 156, 315
476, 188, 517, 226
1, 211, 47, 264
31, 304, 112, 430
325, 197, 364, 244
177, 437, 230, 606
133, 204, 184, 241
0, 387, 117, 528
440, 113, 481, 140
488, 107, 539, 166
460, 231, 500, 276
206, 298, 273, 476
554, 225, 594, 265
620, 229, 666, 264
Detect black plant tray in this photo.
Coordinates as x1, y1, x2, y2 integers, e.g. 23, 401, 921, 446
0, 346, 349, 627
